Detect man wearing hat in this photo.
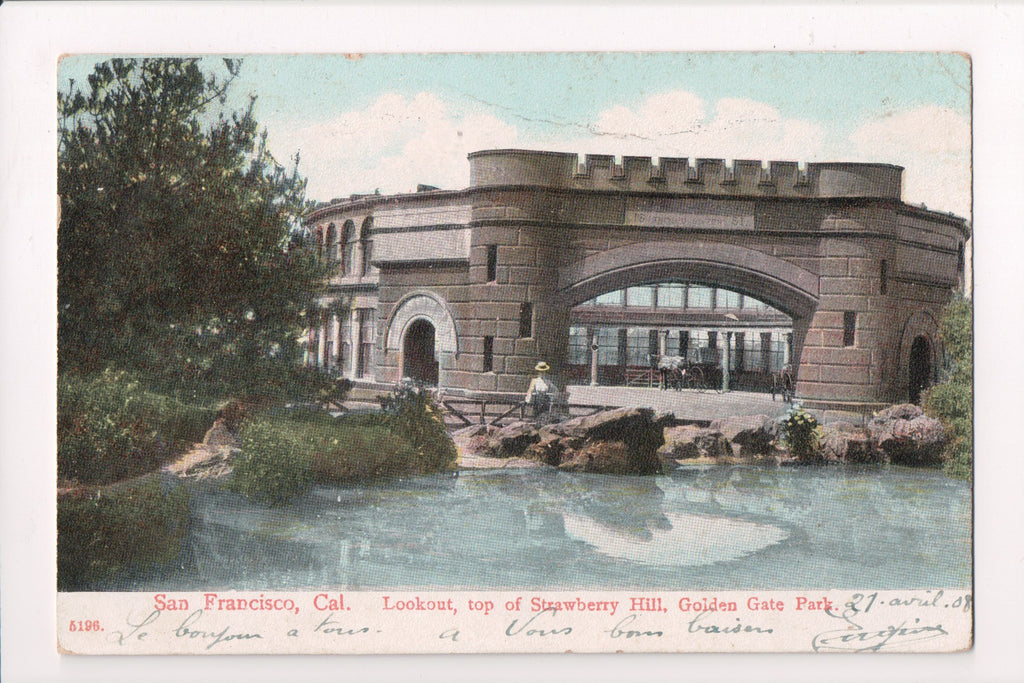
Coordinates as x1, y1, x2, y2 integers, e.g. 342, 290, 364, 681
526, 361, 556, 417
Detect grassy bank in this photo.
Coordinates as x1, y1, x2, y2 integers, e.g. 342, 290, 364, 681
230, 387, 458, 505
58, 476, 191, 590
58, 369, 217, 486
57, 369, 218, 589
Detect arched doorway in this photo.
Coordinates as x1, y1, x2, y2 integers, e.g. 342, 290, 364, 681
908, 335, 932, 404
403, 319, 438, 385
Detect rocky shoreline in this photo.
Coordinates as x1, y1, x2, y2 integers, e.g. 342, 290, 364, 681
454, 403, 949, 474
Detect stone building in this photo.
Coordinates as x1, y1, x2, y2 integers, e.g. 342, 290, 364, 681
304, 149, 968, 409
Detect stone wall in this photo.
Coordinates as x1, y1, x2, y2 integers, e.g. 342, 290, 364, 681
305, 149, 968, 406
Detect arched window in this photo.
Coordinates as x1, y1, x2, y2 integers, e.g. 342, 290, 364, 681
341, 220, 355, 275
360, 217, 374, 277
315, 227, 324, 262
325, 223, 336, 264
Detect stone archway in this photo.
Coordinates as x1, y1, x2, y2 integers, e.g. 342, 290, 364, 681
403, 319, 438, 385
558, 240, 820, 396
384, 290, 460, 386
908, 335, 932, 404
896, 309, 940, 404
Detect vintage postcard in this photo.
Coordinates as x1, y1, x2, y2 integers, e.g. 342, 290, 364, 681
52, 50, 973, 656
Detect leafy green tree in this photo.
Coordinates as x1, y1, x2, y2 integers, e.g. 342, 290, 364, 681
58, 58, 329, 396
923, 294, 972, 479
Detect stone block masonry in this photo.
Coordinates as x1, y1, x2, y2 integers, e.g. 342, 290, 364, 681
305, 149, 969, 406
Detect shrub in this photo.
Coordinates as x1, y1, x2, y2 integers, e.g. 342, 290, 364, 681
378, 381, 458, 474
229, 415, 315, 506
923, 294, 973, 480
57, 477, 190, 590
58, 370, 216, 485
780, 403, 823, 461
228, 406, 446, 506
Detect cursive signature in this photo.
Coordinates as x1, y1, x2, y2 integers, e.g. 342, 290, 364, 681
812, 617, 948, 652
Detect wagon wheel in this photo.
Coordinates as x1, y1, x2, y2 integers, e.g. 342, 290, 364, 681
684, 366, 706, 392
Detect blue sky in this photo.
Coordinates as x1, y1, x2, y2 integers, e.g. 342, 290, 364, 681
59, 52, 971, 216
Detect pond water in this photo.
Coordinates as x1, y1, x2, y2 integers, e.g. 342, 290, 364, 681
103, 464, 971, 591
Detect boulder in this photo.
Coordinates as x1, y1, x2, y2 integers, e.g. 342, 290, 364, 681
483, 420, 540, 459
868, 404, 947, 466
558, 441, 641, 475
527, 407, 667, 475
819, 422, 880, 463
709, 414, 774, 456
658, 425, 732, 460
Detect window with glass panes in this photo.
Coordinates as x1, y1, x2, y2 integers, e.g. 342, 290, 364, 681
568, 326, 590, 365
657, 283, 684, 308
596, 327, 619, 365
719, 289, 742, 309
594, 290, 623, 307
626, 327, 651, 366
687, 285, 713, 308
625, 286, 655, 307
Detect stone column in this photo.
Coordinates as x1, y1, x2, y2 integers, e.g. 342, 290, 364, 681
330, 312, 341, 371
721, 331, 732, 392
349, 308, 361, 378
317, 315, 328, 369
589, 328, 599, 386
658, 329, 668, 356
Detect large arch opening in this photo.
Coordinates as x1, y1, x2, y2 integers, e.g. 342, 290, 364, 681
559, 242, 819, 391
566, 282, 794, 391
908, 335, 932, 404
402, 319, 438, 385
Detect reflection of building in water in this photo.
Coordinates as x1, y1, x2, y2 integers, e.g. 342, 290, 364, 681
567, 283, 792, 390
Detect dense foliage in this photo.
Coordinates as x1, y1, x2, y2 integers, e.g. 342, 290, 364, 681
923, 294, 973, 479
780, 403, 823, 461
58, 477, 191, 590
58, 369, 216, 485
58, 58, 328, 397
230, 387, 458, 506
378, 381, 459, 474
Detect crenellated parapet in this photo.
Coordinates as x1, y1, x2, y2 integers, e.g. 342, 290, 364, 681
468, 149, 903, 200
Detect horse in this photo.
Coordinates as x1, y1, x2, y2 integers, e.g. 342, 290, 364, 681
770, 364, 795, 402
656, 355, 688, 391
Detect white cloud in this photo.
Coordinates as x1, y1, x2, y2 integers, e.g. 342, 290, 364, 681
265, 93, 517, 200
529, 92, 830, 167
269, 90, 970, 219
849, 105, 971, 217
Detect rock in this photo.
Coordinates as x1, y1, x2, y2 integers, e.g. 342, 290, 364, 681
658, 425, 732, 460
483, 420, 540, 458
819, 422, 879, 463
202, 419, 237, 448
709, 414, 774, 456
868, 404, 947, 466
558, 441, 638, 475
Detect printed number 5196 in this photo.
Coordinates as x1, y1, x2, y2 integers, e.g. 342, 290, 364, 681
69, 620, 102, 632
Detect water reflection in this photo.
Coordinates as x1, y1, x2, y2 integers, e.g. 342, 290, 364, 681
97, 465, 971, 592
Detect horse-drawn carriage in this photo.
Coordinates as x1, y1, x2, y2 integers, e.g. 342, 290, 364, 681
654, 355, 716, 392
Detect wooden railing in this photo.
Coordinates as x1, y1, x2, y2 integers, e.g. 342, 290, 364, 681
437, 396, 618, 429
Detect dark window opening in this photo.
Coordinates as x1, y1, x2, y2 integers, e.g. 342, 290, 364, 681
519, 302, 533, 338
843, 311, 856, 347
880, 259, 888, 295
483, 336, 494, 372
486, 245, 498, 282
957, 243, 965, 273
